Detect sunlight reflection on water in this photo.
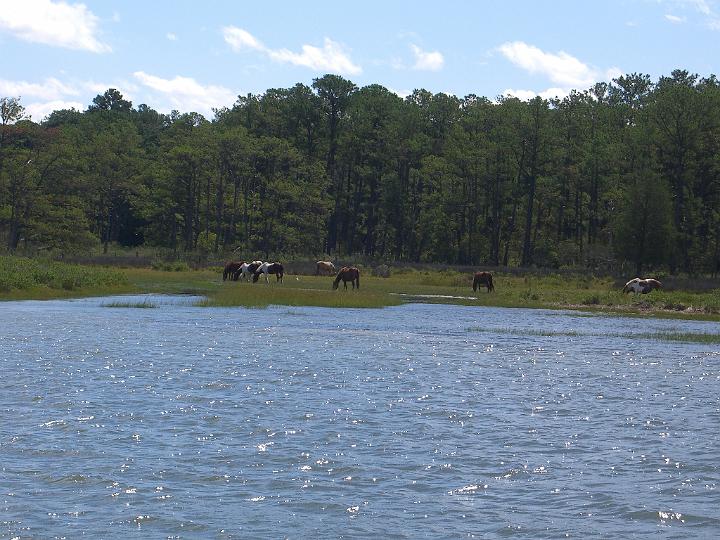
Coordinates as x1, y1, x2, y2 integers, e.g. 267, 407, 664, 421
1, 297, 719, 537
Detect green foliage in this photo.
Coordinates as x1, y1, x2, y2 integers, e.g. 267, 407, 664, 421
0, 256, 127, 292
150, 260, 190, 272
2, 74, 720, 276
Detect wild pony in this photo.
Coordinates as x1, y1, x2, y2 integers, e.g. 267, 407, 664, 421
333, 266, 360, 290
472, 271, 495, 292
223, 260, 244, 281
316, 261, 336, 276
237, 260, 263, 282
622, 277, 662, 294
253, 262, 284, 283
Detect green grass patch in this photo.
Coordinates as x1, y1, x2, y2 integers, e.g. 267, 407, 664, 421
3, 257, 720, 321
200, 280, 400, 309
0, 255, 129, 299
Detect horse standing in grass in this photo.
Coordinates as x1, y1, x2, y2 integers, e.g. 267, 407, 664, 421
333, 267, 360, 290
253, 262, 284, 283
223, 261, 244, 281
316, 261, 336, 276
472, 271, 495, 292
622, 277, 662, 294
236, 260, 263, 281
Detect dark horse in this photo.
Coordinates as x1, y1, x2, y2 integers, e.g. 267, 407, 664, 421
472, 271, 495, 292
223, 260, 244, 281
253, 262, 284, 283
333, 266, 360, 290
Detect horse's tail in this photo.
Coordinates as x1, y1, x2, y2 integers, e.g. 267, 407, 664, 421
223, 263, 230, 281
355, 270, 360, 289
488, 274, 494, 292
472, 276, 478, 292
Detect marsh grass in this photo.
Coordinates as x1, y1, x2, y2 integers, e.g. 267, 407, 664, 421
200, 279, 400, 309
103, 300, 157, 308
3, 257, 720, 320
0, 255, 129, 299
468, 326, 720, 343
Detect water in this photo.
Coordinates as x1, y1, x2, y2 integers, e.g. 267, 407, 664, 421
1, 295, 719, 538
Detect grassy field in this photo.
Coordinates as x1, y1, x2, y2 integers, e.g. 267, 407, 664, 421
2, 256, 720, 320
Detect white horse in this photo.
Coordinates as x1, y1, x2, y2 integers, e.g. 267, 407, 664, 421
238, 260, 263, 282
253, 261, 284, 284
622, 277, 662, 294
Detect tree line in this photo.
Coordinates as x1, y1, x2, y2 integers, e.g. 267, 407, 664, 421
1, 70, 720, 275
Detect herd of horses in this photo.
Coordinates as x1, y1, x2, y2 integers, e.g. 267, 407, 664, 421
222, 260, 285, 283
223, 260, 662, 295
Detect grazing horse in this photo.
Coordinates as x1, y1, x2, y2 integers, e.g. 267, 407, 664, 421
623, 277, 662, 294
253, 262, 284, 283
236, 260, 263, 282
223, 261, 244, 281
333, 266, 360, 290
316, 260, 336, 276
472, 271, 495, 292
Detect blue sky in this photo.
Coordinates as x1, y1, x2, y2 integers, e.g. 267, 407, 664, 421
2, 0, 719, 120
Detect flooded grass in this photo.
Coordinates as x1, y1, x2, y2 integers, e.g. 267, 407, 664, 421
468, 326, 720, 343
102, 300, 157, 308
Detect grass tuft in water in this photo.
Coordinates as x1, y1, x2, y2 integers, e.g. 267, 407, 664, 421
468, 326, 720, 343
103, 300, 157, 308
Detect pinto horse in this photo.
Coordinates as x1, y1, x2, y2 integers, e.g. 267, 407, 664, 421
472, 271, 495, 292
253, 262, 284, 283
316, 260, 336, 276
333, 266, 360, 290
223, 260, 244, 281
622, 277, 662, 294
236, 260, 263, 281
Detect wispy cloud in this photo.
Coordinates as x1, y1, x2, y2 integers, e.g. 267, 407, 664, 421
0, 0, 110, 53
166, 32, 178, 41
663, 0, 720, 29
497, 41, 622, 101
665, 14, 687, 22
223, 26, 362, 76
133, 71, 236, 116
0, 77, 80, 100
25, 100, 84, 120
498, 41, 597, 88
410, 44, 444, 71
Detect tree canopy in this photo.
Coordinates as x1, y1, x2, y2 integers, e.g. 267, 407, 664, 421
1, 71, 720, 275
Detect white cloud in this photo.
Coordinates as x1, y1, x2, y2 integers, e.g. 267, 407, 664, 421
498, 41, 597, 89
223, 26, 264, 51
0, 77, 79, 100
223, 26, 361, 76
410, 44, 444, 71
0, 0, 110, 53
663, 0, 720, 29
166, 32, 177, 41
665, 14, 687, 22
502, 87, 569, 101
25, 100, 84, 121
133, 71, 236, 116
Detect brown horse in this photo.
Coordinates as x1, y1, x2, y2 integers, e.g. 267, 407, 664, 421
622, 277, 662, 294
223, 260, 244, 281
333, 266, 360, 290
472, 271, 495, 292
316, 260, 336, 276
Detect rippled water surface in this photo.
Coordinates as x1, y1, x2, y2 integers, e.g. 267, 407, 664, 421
2, 296, 720, 538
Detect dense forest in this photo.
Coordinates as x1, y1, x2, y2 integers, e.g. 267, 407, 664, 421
1, 69, 720, 275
